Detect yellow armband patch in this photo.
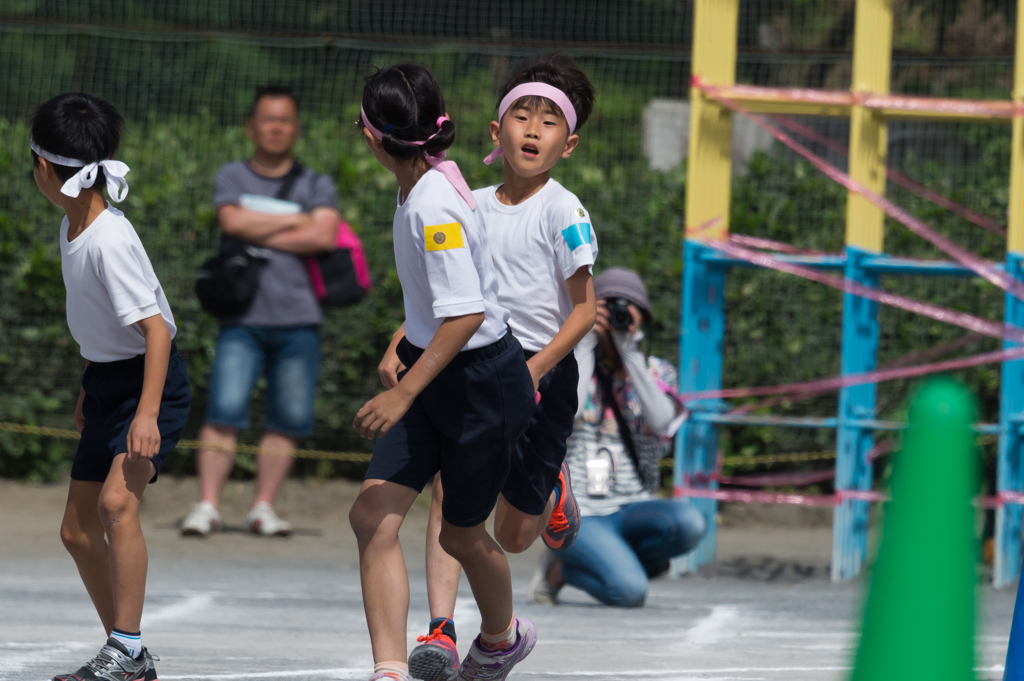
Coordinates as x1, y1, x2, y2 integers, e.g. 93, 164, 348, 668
424, 222, 465, 252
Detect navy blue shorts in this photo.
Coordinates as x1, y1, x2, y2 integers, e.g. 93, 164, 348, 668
365, 332, 535, 528
72, 343, 192, 484
501, 350, 579, 515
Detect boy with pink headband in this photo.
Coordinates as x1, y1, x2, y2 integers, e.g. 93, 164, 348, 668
401, 52, 597, 681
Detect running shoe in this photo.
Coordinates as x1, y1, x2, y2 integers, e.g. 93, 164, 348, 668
542, 463, 580, 550
368, 673, 408, 681
527, 551, 563, 606
53, 638, 147, 681
453, 618, 536, 681
180, 501, 221, 537
143, 649, 159, 681
246, 502, 292, 537
408, 618, 459, 681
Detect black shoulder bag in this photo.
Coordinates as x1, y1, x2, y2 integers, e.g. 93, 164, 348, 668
596, 357, 661, 492
195, 162, 303, 319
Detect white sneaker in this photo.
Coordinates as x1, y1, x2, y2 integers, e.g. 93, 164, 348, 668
246, 502, 292, 537
527, 551, 563, 606
181, 501, 221, 537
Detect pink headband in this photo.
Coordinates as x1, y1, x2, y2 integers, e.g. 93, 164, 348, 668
360, 106, 476, 210
483, 82, 578, 165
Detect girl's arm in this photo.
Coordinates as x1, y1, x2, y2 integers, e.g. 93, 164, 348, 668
611, 330, 680, 437
574, 330, 598, 420
354, 313, 484, 439
378, 322, 407, 388
524, 267, 596, 390
126, 314, 172, 461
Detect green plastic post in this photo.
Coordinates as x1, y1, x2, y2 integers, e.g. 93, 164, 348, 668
851, 378, 979, 681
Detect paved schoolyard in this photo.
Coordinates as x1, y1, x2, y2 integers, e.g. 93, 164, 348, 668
0, 479, 1015, 680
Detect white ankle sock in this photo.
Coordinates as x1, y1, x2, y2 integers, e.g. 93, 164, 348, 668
111, 628, 142, 659
480, 617, 517, 651
373, 661, 409, 680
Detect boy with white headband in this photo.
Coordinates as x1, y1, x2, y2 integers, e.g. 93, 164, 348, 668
31, 93, 190, 681
395, 52, 597, 681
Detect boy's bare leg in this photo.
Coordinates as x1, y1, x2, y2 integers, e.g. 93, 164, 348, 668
100, 453, 154, 632
349, 479, 420, 663
492, 491, 556, 554
425, 474, 461, 619
61, 481, 115, 634
196, 424, 237, 507
253, 431, 295, 506
438, 520, 513, 636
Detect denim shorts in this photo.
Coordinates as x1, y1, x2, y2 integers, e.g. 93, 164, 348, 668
205, 325, 320, 437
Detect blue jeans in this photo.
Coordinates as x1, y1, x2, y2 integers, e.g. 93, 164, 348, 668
205, 325, 320, 438
559, 499, 707, 607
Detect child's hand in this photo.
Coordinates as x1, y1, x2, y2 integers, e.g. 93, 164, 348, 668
74, 388, 86, 434
526, 357, 544, 392
378, 346, 407, 388
126, 413, 161, 462
353, 388, 414, 440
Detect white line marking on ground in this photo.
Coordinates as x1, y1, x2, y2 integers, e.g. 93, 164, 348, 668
0, 642, 91, 673
524, 669, 852, 676
151, 664, 1015, 680
683, 605, 739, 646
143, 593, 214, 625
161, 669, 364, 680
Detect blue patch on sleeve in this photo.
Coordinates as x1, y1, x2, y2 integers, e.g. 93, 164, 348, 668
561, 223, 592, 251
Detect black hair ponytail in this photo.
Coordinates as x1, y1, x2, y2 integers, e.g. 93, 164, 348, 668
360, 64, 455, 161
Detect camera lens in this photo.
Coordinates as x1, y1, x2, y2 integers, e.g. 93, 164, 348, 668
606, 297, 633, 331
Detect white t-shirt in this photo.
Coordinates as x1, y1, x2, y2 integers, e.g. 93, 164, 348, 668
393, 169, 510, 351
59, 207, 177, 363
473, 179, 598, 353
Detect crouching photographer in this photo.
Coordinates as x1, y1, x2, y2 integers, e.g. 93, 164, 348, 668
529, 267, 706, 608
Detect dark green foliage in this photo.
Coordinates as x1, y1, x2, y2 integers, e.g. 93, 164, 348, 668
0, 10, 1015, 483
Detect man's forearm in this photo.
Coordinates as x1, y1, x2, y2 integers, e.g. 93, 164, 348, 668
219, 206, 308, 244
262, 208, 340, 254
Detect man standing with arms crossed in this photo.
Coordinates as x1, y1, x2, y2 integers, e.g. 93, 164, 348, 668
182, 85, 341, 537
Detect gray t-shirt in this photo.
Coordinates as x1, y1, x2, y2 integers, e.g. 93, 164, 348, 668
213, 160, 338, 327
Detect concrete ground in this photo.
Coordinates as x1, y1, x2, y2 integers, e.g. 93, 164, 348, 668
0, 478, 1015, 680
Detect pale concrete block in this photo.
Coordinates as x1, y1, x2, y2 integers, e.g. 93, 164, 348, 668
642, 98, 776, 174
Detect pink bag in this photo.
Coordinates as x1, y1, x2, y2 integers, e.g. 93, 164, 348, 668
306, 221, 372, 308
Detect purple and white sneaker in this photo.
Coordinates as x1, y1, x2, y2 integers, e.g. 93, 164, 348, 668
453, 618, 536, 681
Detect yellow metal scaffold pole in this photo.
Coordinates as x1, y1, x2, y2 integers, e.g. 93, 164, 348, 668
685, 0, 739, 241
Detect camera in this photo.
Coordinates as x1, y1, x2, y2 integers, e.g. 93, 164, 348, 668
605, 297, 634, 331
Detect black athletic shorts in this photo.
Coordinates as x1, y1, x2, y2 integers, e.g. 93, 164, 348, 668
72, 342, 192, 484
500, 350, 579, 516
365, 331, 535, 528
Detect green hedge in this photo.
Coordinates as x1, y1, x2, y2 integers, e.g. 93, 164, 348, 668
0, 101, 1011, 482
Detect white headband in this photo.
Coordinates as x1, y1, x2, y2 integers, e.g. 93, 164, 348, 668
30, 137, 130, 203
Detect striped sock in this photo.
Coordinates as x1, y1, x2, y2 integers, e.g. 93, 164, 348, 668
110, 628, 142, 659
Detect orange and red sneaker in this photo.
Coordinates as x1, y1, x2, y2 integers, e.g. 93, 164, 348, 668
408, 618, 459, 681
542, 463, 580, 551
